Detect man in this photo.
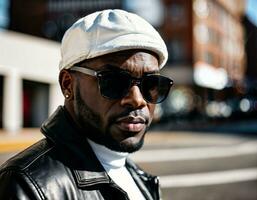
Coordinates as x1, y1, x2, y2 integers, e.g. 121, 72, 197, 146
0, 9, 173, 199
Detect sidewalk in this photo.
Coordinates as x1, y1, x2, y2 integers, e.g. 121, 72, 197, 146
0, 129, 252, 153
0, 129, 43, 153
144, 131, 252, 149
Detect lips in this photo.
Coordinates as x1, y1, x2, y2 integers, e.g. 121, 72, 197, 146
115, 116, 146, 132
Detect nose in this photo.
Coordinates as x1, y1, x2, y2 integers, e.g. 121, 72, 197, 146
120, 85, 147, 109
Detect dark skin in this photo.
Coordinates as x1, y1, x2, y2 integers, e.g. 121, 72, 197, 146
59, 50, 159, 152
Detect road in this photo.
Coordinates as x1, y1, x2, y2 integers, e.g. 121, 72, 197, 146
130, 132, 257, 200
0, 131, 257, 200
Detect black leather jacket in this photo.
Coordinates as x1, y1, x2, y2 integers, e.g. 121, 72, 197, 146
0, 106, 160, 200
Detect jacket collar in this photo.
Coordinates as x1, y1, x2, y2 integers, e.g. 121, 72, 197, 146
40, 106, 111, 188
40, 106, 158, 199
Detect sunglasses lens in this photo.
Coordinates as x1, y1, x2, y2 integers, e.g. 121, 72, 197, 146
98, 72, 131, 99
142, 75, 172, 104
98, 71, 172, 104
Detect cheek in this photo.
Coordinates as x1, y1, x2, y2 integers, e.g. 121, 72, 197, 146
147, 104, 156, 124
80, 83, 115, 123
77, 79, 103, 112
148, 104, 156, 117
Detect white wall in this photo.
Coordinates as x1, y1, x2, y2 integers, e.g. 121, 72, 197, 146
0, 30, 63, 132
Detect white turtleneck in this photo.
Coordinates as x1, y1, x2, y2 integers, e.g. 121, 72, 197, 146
87, 139, 145, 200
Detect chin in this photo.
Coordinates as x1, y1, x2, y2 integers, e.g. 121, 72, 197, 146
115, 136, 145, 153
106, 124, 148, 152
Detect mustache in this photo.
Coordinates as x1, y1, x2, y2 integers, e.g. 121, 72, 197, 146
109, 109, 150, 125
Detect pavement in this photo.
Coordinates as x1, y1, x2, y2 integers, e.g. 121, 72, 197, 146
0, 128, 254, 154
0, 128, 43, 153
1, 128, 256, 200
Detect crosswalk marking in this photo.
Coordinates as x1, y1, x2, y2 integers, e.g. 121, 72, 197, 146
159, 168, 257, 188
130, 141, 257, 162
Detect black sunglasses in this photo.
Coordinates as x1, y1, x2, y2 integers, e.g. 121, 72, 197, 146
70, 66, 173, 104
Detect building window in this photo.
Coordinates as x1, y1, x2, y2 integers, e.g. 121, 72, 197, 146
167, 38, 187, 64
23, 80, 49, 127
203, 51, 214, 66
169, 3, 187, 27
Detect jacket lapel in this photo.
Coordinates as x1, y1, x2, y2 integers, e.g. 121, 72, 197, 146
40, 106, 111, 188
74, 170, 110, 187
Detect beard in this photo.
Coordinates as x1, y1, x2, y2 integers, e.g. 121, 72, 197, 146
73, 84, 146, 153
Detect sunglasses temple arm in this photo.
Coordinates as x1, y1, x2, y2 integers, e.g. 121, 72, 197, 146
70, 66, 98, 76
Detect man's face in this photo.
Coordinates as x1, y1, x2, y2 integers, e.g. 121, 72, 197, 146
68, 50, 159, 153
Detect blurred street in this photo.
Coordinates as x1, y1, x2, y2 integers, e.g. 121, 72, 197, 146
151, 118, 257, 135
1, 130, 257, 200
133, 131, 257, 200
0, 0, 257, 199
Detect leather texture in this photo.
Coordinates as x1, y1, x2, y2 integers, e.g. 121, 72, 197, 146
0, 106, 160, 200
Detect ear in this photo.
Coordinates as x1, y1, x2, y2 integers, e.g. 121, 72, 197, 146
59, 70, 74, 100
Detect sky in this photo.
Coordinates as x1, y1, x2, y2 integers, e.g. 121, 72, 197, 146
0, 0, 9, 28
246, 0, 257, 27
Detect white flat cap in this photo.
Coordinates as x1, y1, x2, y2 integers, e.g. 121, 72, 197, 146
59, 9, 168, 70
